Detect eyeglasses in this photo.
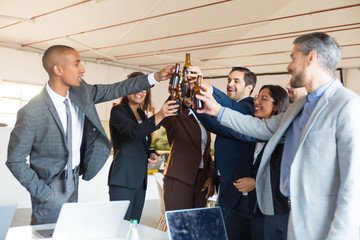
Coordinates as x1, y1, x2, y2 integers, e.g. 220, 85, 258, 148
254, 94, 275, 103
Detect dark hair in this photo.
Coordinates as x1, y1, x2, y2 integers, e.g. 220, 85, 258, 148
259, 85, 289, 115
230, 67, 257, 95
42, 45, 76, 74
120, 71, 152, 112
293, 32, 340, 76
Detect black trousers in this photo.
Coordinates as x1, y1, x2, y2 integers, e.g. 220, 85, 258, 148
109, 184, 146, 222
225, 196, 264, 240
264, 213, 289, 240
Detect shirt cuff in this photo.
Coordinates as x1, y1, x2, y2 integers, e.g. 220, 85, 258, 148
148, 73, 158, 86
217, 106, 226, 122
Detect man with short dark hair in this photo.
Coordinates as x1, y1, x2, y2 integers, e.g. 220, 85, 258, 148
197, 32, 360, 239
6, 45, 174, 225
194, 67, 264, 239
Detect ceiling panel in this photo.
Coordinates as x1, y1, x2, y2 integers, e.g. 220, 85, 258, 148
0, 0, 359, 76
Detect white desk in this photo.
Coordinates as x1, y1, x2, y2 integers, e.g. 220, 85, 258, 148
6, 221, 169, 240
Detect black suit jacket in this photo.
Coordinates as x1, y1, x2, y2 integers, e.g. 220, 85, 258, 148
108, 103, 160, 189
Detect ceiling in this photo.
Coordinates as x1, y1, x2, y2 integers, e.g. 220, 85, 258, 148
0, 0, 359, 77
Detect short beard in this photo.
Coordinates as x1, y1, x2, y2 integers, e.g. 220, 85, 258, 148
290, 72, 305, 88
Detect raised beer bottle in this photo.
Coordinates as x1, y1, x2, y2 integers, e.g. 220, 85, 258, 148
181, 71, 191, 98
183, 53, 195, 79
170, 89, 182, 114
169, 63, 180, 92
192, 75, 203, 110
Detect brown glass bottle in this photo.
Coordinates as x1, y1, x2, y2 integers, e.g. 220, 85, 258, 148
181, 71, 191, 98
182, 53, 195, 80
170, 88, 182, 114
192, 75, 203, 110
169, 63, 180, 92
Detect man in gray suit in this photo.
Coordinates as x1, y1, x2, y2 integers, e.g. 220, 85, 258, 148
6, 45, 174, 225
197, 32, 360, 239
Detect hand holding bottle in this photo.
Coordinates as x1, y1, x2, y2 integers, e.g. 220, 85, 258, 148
154, 100, 179, 125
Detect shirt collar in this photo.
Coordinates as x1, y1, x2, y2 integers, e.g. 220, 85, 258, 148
46, 82, 69, 104
306, 78, 336, 102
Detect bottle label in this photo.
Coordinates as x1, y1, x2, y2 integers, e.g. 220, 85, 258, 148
169, 75, 179, 90
181, 84, 191, 98
193, 95, 203, 110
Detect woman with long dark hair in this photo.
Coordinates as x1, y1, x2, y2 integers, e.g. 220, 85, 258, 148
229, 85, 289, 240
108, 72, 177, 222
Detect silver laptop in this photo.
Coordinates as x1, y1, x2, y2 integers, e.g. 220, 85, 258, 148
165, 206, 228, 240
0, 204, 17, 240
35, 200, 130, 240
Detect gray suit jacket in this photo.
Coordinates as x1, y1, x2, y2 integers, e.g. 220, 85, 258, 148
220, 79, 360, 239
6, 75, 152, 203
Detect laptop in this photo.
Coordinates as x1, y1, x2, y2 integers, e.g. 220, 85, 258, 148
165, 207, 228, 240
0, 204, 17, 240
35, 200, 130, 240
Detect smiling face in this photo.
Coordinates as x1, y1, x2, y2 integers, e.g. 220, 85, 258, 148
226, 71, 247, 101
127, 90, 148, 106
254, 88, 277, 119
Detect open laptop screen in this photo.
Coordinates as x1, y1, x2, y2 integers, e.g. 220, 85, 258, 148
35, 200, 130, 239
0, 204, 17, 240
165, 207, 228, 240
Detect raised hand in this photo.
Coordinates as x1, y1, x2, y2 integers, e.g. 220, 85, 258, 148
195, 83, 222, 116
154, 100, 179, 125
154, 65, 175, 82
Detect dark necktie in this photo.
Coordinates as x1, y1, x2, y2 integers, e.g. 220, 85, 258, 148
63, 99, 73, 193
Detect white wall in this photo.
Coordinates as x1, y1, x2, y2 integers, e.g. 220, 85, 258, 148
1, 46, 359, 122
1, 46, 359, 208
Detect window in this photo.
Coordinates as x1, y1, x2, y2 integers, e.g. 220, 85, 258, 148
0, 81, 42, 127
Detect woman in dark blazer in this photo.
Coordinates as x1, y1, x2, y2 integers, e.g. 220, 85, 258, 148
108, 72, 177, 222
162, 96, 215, 211
229, 85, 289, 240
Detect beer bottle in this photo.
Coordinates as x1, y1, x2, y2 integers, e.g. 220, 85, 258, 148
181, 71, 191, 98
169, 63, 180, 92
192, 75, 203, 110
170, 89, 182, 114
182, 53, 195, 80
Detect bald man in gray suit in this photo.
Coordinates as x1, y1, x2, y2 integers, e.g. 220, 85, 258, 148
6, 45, 174, 225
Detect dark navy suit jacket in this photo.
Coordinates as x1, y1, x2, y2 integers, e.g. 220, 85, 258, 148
196, 86, 256, 211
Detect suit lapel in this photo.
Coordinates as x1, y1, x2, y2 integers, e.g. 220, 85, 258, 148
41, 87, 67, 145
257, 97, 306, 180
271, 97, 307, 145
69, 89, 107, 138
126, 105, 149, 150
296, 80, 342, 152
185, 109, 203, 152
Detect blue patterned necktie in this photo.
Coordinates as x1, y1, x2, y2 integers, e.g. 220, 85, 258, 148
63, 99, 73, 193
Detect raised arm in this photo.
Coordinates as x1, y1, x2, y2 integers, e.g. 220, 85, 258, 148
196, 82, 281, 140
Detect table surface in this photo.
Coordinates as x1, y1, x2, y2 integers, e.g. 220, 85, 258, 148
6, 221, 169, 240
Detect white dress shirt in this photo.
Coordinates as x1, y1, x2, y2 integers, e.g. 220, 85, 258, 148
46, 83, 84, 169
188, 109, 207, 169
